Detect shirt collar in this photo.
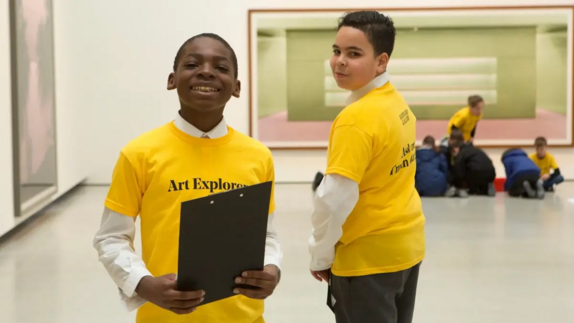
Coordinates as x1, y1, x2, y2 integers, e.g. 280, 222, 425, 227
174, 112, 228, 139
346, 72, 390, 105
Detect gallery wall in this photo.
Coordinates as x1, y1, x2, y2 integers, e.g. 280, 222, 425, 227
33, 0, 574, 186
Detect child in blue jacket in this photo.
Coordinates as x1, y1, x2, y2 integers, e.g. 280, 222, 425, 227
502, 148, 544, 199
416, 136, 449, 197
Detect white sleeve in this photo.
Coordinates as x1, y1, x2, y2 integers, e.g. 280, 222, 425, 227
93, 207, 152, 311
264, 212, 282, 269
308, 174, 359, 271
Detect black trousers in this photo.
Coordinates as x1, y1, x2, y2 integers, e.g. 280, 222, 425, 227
464, 169, 495, 195
508, 174, 540, 197
330, 263, 421, 323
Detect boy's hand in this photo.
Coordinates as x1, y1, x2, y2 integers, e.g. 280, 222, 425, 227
135, 274, 205, 315
311, 269, 330, 283
234, 265, 280, 299
542, 174, 551, 181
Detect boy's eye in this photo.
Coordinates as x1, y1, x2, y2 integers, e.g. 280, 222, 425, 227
217, 66, 229, 72
185, 62, 198, 68
349, 52, 360, 57
333, 49, 341, 55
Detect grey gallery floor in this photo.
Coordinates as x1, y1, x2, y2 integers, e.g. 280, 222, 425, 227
0, 184, 573, 323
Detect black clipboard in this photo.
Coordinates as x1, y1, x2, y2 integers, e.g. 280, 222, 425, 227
176, 181, 272, 306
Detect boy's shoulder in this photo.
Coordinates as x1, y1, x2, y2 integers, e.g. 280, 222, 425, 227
231, 128, 273, 158
121, 122, 173, 157
546, 152, 556, 159
337, 83, 407, 125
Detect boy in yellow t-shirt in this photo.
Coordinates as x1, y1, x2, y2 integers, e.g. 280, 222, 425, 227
308, 11, 425, 323
530, 136, 564, 192
446, 95, 485, 143
93, 34, 281, 323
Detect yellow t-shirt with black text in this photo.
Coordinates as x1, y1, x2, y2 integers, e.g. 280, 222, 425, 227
105, 122, 275, 323
447, 107, 482, 141
529, 152, 559, 175
327, 82, 426, 277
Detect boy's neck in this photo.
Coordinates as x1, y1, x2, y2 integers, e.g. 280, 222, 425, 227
179, 108, 224, 133
346, 72, 389, 105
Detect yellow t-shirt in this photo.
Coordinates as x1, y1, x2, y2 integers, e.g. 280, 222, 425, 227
529, 152, 559, 175
326, 82, 426, 277
447, 107, 482, 141
105, 122, 275, 323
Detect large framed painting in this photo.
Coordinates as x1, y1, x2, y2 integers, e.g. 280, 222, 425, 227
10, 0, 58, 216
248, 6, 574, 148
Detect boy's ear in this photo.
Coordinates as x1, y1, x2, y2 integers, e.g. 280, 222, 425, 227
167, 72, 176, 90
377, 53, 389, 75
232, 80, 241, 98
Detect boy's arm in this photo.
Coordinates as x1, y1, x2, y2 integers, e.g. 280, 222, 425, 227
452, 152, 466, 182
308, 124, 369, 271
93, 207, 151, 311
438, 154, 449, 175
264, 153, 282, 271
551, 155, 561, 174
505, 161, 513, 178
264, 212, 282, 271
554, 168, 561, 175
450, 113, 465, 132
470, 125, 477, 139
309, 174, 359, 271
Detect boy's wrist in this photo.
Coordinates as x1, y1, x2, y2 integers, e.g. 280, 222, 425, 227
134, 275, 154, 298
123, 266, 153, 298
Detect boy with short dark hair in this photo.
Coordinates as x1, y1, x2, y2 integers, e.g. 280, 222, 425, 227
308, 11, 425, 323
530, 136, 564, 192
93, 34, 282, 323
441, 130, 466, 197
502, 148, 544, 199
450, 138, 496, 197
446, 95, 485, 143
416, 136, 449, 197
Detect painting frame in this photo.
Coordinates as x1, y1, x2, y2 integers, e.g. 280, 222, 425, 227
9, 0, 59, 216
248, 6, 574, 149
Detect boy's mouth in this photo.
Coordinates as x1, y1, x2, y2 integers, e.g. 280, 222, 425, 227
191, 86, 220, 92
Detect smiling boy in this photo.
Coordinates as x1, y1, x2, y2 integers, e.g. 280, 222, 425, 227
308, 11, 425, 323
93, 34, 281, 323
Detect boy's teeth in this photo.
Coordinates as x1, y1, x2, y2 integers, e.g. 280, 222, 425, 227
193, 86, 218, 92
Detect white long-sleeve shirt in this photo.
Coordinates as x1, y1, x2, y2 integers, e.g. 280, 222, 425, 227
308, 175, 359, 271
93, 114, 282, 311
308, 72, 389, 271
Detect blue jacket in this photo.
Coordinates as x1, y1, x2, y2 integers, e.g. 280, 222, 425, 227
501, 149, 541, 191
415, 148, 448, 196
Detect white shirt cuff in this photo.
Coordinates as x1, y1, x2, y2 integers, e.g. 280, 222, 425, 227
264, 256, 282, 269
122, 265, 152, 298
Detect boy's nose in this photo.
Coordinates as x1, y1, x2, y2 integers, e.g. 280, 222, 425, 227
197, 67, 216, 78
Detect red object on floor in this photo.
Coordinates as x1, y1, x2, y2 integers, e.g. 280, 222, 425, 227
494, 178, 506, 192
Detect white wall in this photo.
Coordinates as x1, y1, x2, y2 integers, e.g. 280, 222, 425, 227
0, 0, 15, 237
51, 0, 574, 185
53, 1, 89, 194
